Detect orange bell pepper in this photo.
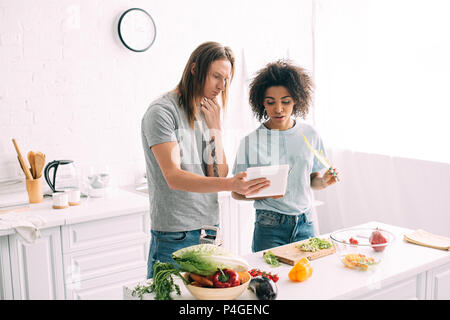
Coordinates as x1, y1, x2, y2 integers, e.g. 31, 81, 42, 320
288, 257, 313, 282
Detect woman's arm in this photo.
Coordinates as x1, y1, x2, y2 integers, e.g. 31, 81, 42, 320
151, 141, 269, 195
310, 172, 327, 190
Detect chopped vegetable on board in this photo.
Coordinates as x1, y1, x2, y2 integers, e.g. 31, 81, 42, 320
263, 250, 281, 267
297, 237, 332, 252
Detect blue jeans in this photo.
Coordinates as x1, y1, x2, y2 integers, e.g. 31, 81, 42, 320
252, 209, 315, 253
147, 228, 217, 279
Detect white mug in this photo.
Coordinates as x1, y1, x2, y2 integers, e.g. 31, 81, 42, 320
68, 189, 81, 206
52, 192, 68, 209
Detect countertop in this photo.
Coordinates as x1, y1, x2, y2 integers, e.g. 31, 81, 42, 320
0, 187, 150, 237
123, 221, 450, 300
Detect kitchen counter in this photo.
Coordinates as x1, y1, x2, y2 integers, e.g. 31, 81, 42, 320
1, 187, 151, 299
0, 187, 149, 237
123, 221, 450, 300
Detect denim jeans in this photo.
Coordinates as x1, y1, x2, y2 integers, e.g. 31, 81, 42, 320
147, 227, 217, 279
252, 209, 315, 253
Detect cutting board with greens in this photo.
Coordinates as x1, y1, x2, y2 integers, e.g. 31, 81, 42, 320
264, 237, 336, 266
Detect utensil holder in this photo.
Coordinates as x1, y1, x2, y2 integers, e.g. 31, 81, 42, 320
25, 177, 44, 203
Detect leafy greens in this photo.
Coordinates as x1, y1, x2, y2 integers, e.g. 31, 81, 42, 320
172, 244, 250, 276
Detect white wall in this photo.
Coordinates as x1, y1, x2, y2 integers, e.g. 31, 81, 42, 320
0, 0, 313, 188
312, 0, 450, 237
314, 149, 450, 237
3, 0, 448, 240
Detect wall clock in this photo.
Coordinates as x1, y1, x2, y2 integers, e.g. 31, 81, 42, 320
118, 8, 156, 52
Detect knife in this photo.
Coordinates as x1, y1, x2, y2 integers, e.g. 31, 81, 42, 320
301, 133, 338, 180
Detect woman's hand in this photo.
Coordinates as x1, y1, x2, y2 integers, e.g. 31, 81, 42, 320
323, 167, 340, 185
310, 167, 340, 190
230, 172, 270, 196
200, 97, 221, 131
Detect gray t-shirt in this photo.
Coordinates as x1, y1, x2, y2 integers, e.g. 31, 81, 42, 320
141, 91, 219, 232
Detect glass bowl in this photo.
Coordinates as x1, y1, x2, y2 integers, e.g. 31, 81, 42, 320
329, 227, 396, 271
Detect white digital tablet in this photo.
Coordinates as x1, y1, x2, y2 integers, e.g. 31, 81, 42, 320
245, 164, 290, 198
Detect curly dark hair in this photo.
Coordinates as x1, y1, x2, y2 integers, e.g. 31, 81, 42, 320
249, 59, 314, 122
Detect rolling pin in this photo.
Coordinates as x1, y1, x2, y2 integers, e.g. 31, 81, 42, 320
12, 138, 33, 180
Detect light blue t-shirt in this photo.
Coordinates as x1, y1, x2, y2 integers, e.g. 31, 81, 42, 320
232, 121, 327, 219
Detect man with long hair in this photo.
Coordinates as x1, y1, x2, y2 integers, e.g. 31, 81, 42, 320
141, 42, 269, 278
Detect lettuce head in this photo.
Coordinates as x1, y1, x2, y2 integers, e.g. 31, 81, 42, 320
172, 244, 250, 276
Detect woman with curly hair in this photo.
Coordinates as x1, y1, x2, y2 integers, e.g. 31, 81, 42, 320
232, 59, 340, 252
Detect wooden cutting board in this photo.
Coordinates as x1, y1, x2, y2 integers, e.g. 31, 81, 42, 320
264, 238, 336, 266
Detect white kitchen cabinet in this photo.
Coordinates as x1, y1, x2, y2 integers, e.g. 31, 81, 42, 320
0, 236, 13, 300
61, 211, 149, 299
66, 267, 147, 299
428, 262, 450, 300
357, 274, 426, 300
62, 238, 147, 283
8, 227, 65, 300
2, 189, 151, 300
61, 211, 148, 253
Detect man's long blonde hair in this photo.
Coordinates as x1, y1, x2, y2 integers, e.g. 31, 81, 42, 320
177, 42, 235, 128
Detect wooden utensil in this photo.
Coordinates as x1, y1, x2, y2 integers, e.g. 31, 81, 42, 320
11, 139, 33, 180
0, 205, 30, 215
28, 151, 36, 179
34, 152, 46, 179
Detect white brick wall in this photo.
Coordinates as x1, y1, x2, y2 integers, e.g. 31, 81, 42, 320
0, 0, 313, 187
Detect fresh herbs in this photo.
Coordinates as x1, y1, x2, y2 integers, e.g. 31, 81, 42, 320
131, 281, 153, 300
263, 250, 280, 267
131, 261, 188, 300
297, 237, 332, 252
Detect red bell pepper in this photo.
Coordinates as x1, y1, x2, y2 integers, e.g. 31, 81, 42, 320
212, 269, 240, 288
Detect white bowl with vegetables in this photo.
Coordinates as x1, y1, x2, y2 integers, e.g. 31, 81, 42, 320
172, 244, 252, 300
183, 270, 251, 300
131, 244, 253, 300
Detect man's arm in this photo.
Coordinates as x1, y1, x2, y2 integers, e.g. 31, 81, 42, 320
151, 141, 269, 195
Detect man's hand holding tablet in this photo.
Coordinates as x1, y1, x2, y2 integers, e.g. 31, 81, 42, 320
245, 164, 289, 199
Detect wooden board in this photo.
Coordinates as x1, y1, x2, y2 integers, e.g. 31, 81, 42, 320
264, 238, 336, 266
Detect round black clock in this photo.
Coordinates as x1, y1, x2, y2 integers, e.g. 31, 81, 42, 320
118, 8, 156, 52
